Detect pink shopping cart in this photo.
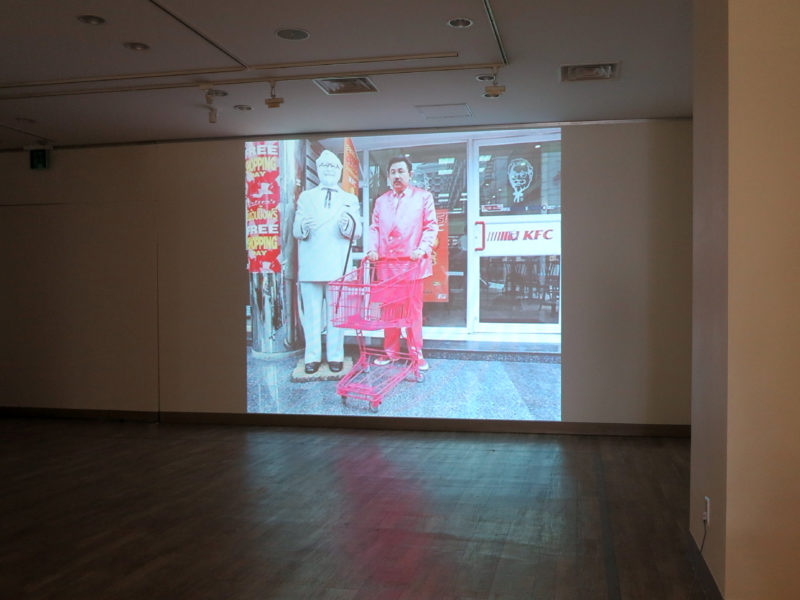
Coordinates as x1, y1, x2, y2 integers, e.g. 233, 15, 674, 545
328, 258, 425, 412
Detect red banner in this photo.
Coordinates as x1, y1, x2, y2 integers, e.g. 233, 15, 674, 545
245, 141, 281, 273
424, 210, 449, 302
342, 137, 359, 195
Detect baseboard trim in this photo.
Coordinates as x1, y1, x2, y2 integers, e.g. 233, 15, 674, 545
159, 412, 689, 436
0, 406, 158, 422
1, 406, 689, 436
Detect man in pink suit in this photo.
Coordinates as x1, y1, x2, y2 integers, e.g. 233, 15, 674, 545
366, 156, 438, 370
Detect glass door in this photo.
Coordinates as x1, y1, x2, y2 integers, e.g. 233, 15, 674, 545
365, 141, 469, 341
466, 131, 562, 336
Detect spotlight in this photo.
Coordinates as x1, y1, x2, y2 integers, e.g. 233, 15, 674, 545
480, 67, 505, 98
203, 88, 228, 105
265, 81, 284, 108
483, 84, 506, 98
208, 107, 218, 124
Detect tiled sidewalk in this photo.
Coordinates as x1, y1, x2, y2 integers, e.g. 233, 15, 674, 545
247, 349, 561, 420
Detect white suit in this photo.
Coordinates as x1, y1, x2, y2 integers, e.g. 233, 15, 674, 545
293, 183, 361, 364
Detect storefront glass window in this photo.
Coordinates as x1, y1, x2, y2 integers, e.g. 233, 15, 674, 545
479, 141, 561, 217
479, 255, 560, 324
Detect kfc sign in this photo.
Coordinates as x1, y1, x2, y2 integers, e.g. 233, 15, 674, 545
477, 216, 561, 257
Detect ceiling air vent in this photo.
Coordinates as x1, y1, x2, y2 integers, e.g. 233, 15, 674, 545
313, 77, 378, 95
561, 62, 619, 82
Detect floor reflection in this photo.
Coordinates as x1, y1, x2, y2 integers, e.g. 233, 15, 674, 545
333, 442, 458, 596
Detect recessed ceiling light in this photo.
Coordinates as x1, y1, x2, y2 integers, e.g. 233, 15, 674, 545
123, 42, 150, 51
276, 28, 310, 41
482, 91, 501, 99
77, 15, 106, 25
234, 105, 252, 111
475, 74, 495, 82
448, 17, 473, 29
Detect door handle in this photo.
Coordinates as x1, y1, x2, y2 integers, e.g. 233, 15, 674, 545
475, 220, 486, 251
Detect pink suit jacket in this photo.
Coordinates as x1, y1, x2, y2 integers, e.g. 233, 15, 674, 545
368, 185, 439, 278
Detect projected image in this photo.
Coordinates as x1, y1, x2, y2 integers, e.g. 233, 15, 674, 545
246, 129, 562, 420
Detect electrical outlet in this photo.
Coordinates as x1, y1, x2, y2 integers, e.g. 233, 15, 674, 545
703, 496, 711, 526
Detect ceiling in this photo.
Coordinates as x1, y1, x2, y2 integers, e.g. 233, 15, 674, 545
0, 0, 692, 151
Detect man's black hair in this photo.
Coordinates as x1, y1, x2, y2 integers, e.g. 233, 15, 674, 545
386, 156, 413, 175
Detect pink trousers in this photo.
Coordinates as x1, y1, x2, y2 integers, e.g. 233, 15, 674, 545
383, 281, 423, 359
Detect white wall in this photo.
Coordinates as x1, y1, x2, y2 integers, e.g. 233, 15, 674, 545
150, 141, 247, 414
0, 147, 159, 412
725, 1, 800, 597
690, 0, 729, 590
692, 2, 800, 596
562, 121, 692, 424
1, 121, 691, 424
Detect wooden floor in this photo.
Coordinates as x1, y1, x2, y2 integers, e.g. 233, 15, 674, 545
0, 418, 719, 599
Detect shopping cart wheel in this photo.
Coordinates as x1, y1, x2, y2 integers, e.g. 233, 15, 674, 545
369, 403, 379, 413
340, 395, 347, 405
415, 372, 425, 383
